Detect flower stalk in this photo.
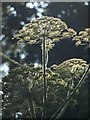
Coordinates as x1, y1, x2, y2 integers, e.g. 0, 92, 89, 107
42, 36, 47, 119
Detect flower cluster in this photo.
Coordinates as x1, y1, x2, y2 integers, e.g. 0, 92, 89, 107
73, 28, 90, 47
13, 16, 76, 51
50, 58, 88, 86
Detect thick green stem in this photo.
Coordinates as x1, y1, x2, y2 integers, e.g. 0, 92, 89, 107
50, 64, 90, 120
42, 37, 47, 119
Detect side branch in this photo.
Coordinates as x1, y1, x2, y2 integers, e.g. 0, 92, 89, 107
0, 52, 22, 66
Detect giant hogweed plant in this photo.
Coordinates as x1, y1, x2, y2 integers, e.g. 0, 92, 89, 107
2, 16, 90, 119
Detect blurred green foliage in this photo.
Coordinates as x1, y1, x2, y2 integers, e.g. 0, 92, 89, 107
2, 58, 89, 118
